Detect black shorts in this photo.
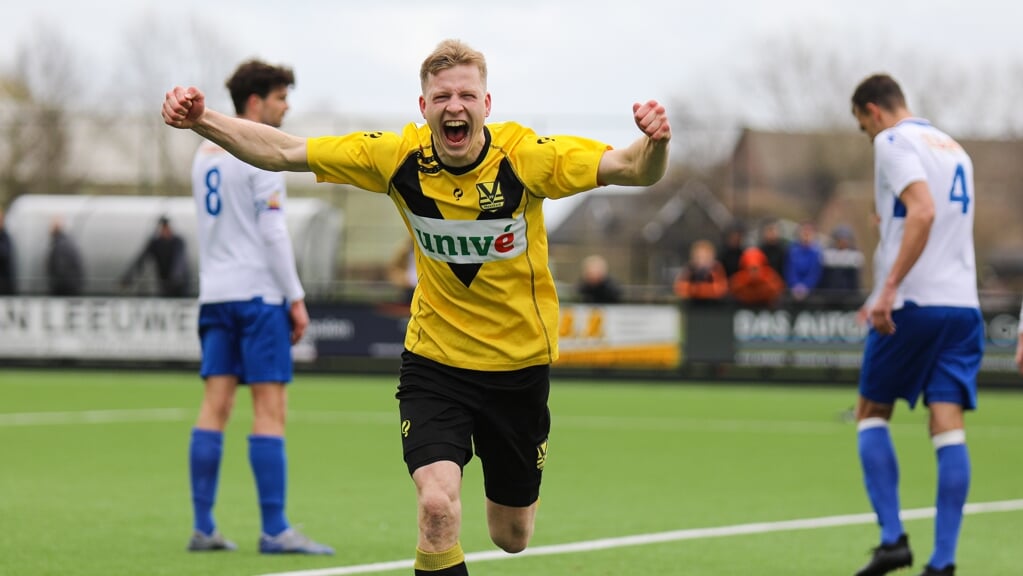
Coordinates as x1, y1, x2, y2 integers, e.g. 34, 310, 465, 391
396, 350, 551, 507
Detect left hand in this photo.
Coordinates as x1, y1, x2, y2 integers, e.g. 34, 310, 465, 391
289, 300, 309, 345
633, 100, 671, 142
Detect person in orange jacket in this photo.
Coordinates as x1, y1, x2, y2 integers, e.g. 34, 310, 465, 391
729, 246, 785, 308
674, 240, 728, 305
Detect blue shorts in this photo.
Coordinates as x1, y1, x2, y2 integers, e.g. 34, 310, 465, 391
198, 298, 293, 384
859, 303, 983, 410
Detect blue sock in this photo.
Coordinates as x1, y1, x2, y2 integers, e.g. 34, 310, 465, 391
857, 419, 903, 544
249, 435, 289, 536
189, 428, 224, 535
930, 433, 970, 569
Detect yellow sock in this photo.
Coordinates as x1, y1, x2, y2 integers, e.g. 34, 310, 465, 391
414, 542, 465, 571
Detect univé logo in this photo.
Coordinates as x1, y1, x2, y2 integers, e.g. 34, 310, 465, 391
413, 226, 516, 259
405, 210, 527, 264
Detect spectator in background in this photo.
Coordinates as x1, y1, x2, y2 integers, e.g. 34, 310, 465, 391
785, 221, 824, 303
46, 217, 84, 296
759, 220, 788, 278
729, 246, 785, 309
388, 237, 419, 305
820, 224, 864, 306
674, 239, 728, 306
576, 254, 622, 304
121, 216, 191, 297
719, 223, 746, 278
0, 207, 15, 295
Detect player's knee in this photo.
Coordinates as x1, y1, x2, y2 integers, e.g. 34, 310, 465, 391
200, 397, 235, 427
218, 397, 236, 419
490, 521, 532, 554
418, 488, 460, 532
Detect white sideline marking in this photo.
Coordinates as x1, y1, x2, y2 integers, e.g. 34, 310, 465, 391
0, 408, 192, 426
254, 499, 1023, 576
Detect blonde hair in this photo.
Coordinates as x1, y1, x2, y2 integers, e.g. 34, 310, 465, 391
420, 39, 488, 91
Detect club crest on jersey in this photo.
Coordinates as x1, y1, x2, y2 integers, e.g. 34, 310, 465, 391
476, 181, 504, 211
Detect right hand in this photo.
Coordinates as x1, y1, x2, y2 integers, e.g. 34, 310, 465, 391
162, 86, 206, 129
869, 285, 897, 336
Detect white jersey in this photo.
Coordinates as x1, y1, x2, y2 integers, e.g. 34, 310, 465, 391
869, 118, 978, 309
191, 140, 305, 305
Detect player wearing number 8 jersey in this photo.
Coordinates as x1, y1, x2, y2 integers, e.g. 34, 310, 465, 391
850, 74, 981, 576
186, 60, 332, 556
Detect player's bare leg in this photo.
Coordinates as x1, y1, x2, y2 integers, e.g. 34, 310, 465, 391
197, 375, 238, 431
412, 460, 467, 574
250, 382, 287, 436
485, 499, 536, 553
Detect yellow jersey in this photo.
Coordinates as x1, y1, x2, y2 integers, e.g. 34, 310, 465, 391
307, 122, 610, 371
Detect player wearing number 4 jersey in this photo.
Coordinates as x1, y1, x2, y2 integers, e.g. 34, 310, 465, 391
186, 59, 332, 556
850, 74, 981, 576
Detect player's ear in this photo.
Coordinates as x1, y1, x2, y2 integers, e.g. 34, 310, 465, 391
242, 93, 263, 117
867, 102, 883, 122
484, 93, 491, 118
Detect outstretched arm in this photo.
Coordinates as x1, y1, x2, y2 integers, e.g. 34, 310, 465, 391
597, 100, 671, 187
162, 86, 309, 172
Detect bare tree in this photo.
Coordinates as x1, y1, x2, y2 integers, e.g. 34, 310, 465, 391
0, 22, 83, 206
116, 12, 239, 195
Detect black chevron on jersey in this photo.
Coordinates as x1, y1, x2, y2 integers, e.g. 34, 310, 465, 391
390, 152, 527, 288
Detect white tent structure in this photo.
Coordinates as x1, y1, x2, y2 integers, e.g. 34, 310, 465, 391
6, 195, 341, 298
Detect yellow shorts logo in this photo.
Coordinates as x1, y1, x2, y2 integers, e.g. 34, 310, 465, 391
401, 419, 411, 438
536, 439, 548, 470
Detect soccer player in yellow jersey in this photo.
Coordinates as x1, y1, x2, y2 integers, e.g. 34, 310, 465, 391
164, 39, 670, 575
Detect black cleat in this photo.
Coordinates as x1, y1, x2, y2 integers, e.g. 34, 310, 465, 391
855, 533, 913, 576
916, 565, 954, 576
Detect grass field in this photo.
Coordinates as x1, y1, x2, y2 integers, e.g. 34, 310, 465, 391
1, 369, 1020, 576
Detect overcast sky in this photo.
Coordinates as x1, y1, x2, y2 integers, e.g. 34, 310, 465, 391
2, 0, 1019, 225
3, 0, 1017, 122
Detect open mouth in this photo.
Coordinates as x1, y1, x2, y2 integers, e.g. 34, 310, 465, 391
443, 120, 469, 145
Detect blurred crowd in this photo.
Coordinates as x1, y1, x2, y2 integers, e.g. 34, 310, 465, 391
674, 220, 865, 309
569, 218, 867, 309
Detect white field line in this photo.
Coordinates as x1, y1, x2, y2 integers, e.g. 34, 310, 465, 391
254, 499, 1023, 576
1, 408, 1021, 439
0, 408, 192, 426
